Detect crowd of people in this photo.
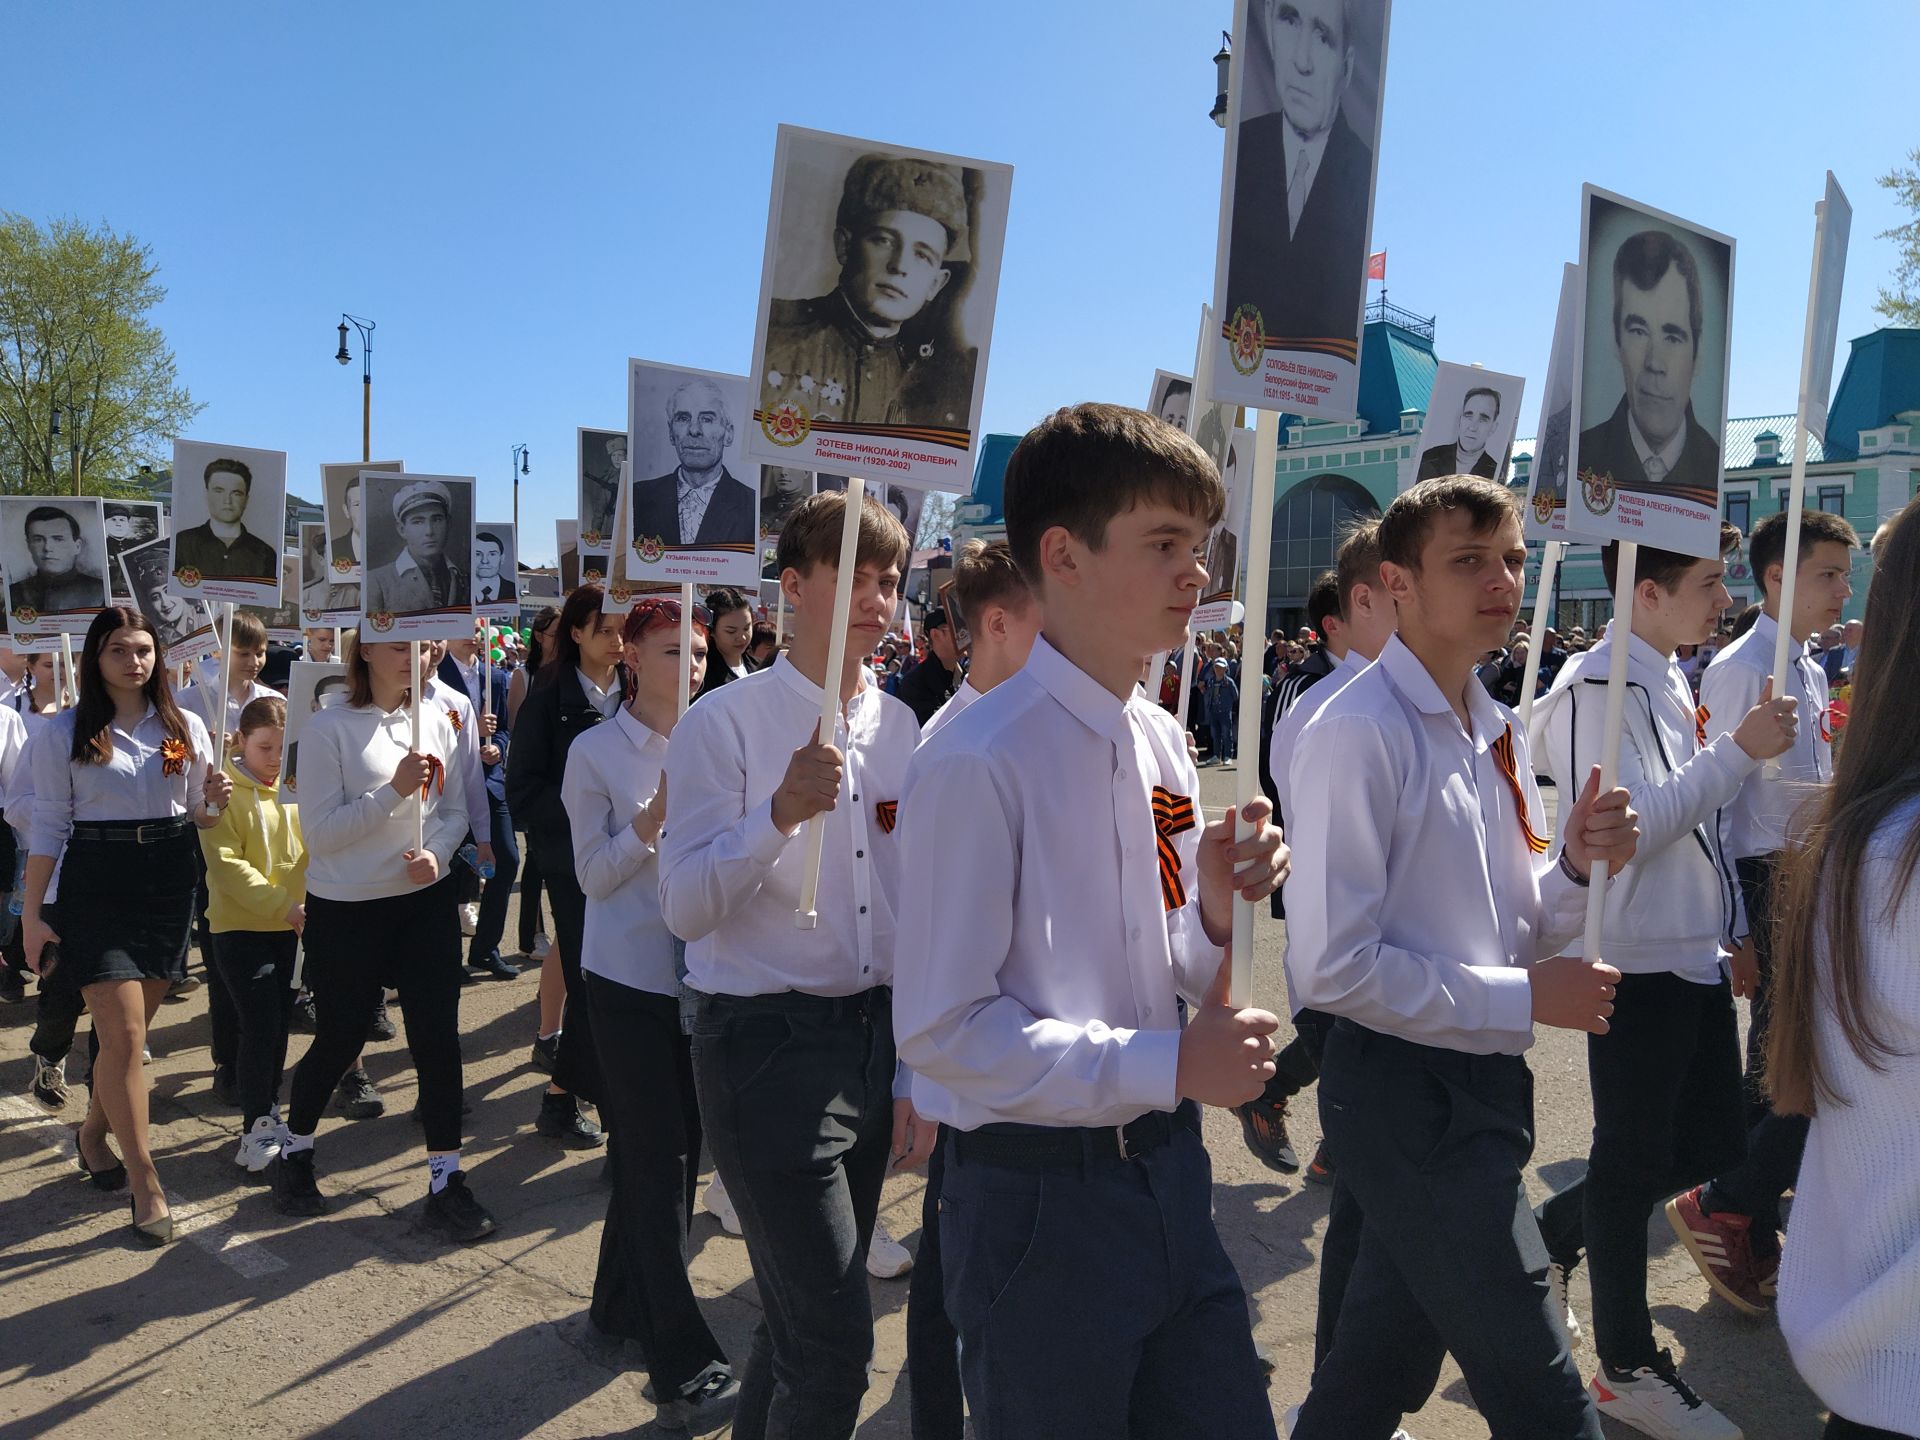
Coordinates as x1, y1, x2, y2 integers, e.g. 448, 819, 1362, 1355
3, 405, 1915, 1440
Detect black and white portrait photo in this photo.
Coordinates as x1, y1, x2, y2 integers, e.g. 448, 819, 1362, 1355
745, 125, 1012, 493
1, 496, 109, 633
168, 439, 287, 605
298, 521, 332, 609
1573, 186, 1733, 557
1413, 363, 1525, 488
119, 533, 216, 662
815, 475, 924, 549
577, 429, 626, 554
759, 466, 813, 539
281, 660, 349, 803
1194, 427, 1255, 627
557, 520, 581, 593
1148, 371, 1194, 433
357, 472, 476, 639
321, 460, 401, 585
104, 501, 165, 602
1525, 262, 1583, 543
473, 521, 518, 617
623, 359, 760, 586
1213, 0, 1392, 417
241, 554, 304, 643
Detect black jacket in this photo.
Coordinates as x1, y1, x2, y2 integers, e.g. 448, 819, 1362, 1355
504, 666, 616, 877
893, 652, 954, 728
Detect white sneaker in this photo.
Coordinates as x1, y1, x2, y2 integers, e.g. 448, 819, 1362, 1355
1549, 1258, 1586, 1348
235, 1114, 284, 1173
703, 1175, 742, 1235
531, 932, 552, 959
460, 902, 480, 936
1590, 1354, 1742, 1439
865, 1220, 913, 1279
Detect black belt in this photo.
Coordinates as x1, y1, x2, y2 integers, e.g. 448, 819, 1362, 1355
952, 1105, 1192, 1168
697, 985, 890, 1022
69, 817, 194, 845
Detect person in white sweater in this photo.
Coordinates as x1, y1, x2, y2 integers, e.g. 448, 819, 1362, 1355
1766, 498, 1920, 1440
270, 634, 495, 1244
1528, 526, 1799, 1440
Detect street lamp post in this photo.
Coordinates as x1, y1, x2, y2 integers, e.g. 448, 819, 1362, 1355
510, 443, 530, 543
335, 313, 376, 462
1210, 31, 1232, 128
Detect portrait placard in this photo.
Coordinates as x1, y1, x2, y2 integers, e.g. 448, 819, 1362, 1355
1571, 185, 1734, 558
1410, 363, 1526, 491
760, 465, 814, 539
355, 472, 477, 640
472, 521, 519, 619
814, 475, 925, 550
316, 461, 402, 623
1191, 427, 1256, 630
577, 428, 625, 556
1802, 172, 1852, 445
744, 124, 1013, 493
297, 521, 330, 610
2, 496, 110, 635
103, 501, 166, 602
168, 440, 286, 606
1525, 263, 1586, 543
1147, 371, 1194, 433
119, 532, 218, 664
280, 660, 349, 804
619, 359, 761, 588
239, 555, 304, 643
1211, 0, 1394, 419
557, 519, 581, 593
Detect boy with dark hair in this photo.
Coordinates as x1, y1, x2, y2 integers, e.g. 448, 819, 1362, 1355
1529, 524, 1798, 1438
1286, 475, 1639, 1439
1666, 507, 1857, 1320
924, 539, 1038, 740
661, 489, 927, 1440
894, 402, 1291, 1437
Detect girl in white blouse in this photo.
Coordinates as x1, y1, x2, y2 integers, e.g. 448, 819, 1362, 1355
21, 607, 232, 1246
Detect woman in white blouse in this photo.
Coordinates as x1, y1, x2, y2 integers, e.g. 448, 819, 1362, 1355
562, 596, 737, 1425
21, 607, 232, 1246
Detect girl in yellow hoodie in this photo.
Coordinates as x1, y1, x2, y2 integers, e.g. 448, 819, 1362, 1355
201, 695, 307, 1173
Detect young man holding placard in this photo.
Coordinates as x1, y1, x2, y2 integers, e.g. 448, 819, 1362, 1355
1528, 526, 1798, 1439
1665, 507, 1856, 1318
659, 489, 927, 1440
1285, 476, 1639, 1440
892, 403, 1290, 1438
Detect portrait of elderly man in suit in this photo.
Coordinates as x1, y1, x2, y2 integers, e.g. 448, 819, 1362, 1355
1576, 228, 1722, 507
1417, 386, 1504, 482
363, 480, 468, 612
1224, 0, 1377, 346
629, 378, 757, 549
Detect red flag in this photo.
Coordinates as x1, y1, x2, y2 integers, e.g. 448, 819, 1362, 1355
1366, 250, 1387, 281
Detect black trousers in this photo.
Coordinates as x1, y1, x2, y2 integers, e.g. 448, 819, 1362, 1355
692, 987, 895, 1440
1707, 855, 1810, 1232
516, 845, 546, 952
1296, 1022, 1600, 1440
906, 1125, 962, 1440
287, 880, 465, 1152
208, 930, 299, 1128
1827, 1417, 1915, 1439
1534, 971, 1748, 1368
538, 860, 599, 1105
584, 971, 726, 1397
467, 789, 519, 965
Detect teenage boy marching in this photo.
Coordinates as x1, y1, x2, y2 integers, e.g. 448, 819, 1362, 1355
894, 403, 1291, 1438
1530, 526, 1798, 1439
1285, 475, 1639, 1440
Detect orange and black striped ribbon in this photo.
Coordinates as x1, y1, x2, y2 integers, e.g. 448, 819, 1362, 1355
1151, 786, 1197, 911
874, 800, 897, 835
445, 705, 464, 734
1695, 705, 1710, 748
1489, 724, 1551, 855
420, 755, 445, 800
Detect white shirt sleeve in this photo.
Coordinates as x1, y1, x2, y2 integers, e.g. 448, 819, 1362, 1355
658, 704, 794, 945
299, 717, 411, 858
28, 717, 74, 858
565, 742, 654, 903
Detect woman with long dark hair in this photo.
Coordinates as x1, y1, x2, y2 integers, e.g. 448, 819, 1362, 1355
505, 584, 621, 1147
1767, 498, 1920, 1440
695, 588, 754, 701
21, 606, 232, 1245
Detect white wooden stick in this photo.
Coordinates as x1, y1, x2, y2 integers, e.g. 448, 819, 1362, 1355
1229, 410, 1282, 1008
59, 633, 77, 709
290, 941, 304, 991
1174, 638, 1197, 731
1517, 541, 1564, 729
1578, 542, 1638, 964
410, 641, 425, 853
796, 477, 866, 929
679, 583, 695, 720
207, 603, 234, 815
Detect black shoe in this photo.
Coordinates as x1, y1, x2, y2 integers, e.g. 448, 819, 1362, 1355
1233, 1093, 1301, 1174
0, 967, 24, 1004
468, 949, 522, 981
290, 990, 318, 1032
210, 1063, 239, 1108
534, 1093, 605, 1148
653, 1363, 740, 1431
366, 1000, 397, 1042
529, 1033, 559, 1076
1304, 1138, 1335, 1186
422, 1171, 496, 1243
76, 1147, 128, 1191
335, 1069, 386, 1119
271, 1149, 328, 1216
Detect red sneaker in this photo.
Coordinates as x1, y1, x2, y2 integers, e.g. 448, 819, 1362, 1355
1664, 1186, 1769, 1316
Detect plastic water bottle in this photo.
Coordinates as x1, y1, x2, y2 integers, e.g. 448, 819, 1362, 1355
456, 841, 479, 872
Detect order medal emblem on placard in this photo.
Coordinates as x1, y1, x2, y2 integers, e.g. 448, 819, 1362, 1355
1227, 304, 1264, 377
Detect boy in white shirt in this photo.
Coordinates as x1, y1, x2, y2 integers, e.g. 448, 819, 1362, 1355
179, 612, 277, 748
1529, 526, 1797, 1438
660, 490, 927, 1440
920, 539, 1039, 742
894, 403, 1291, 1438
1666, 507, 1857, 1318
1286, 475, 1639, 1440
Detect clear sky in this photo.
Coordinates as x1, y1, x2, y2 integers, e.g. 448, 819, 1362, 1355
9, 0, 1915, 563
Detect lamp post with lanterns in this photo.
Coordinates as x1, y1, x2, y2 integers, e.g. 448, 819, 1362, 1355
510, 442, 530, 542
334, 313, 376, 462
1210, 31, 1232, 128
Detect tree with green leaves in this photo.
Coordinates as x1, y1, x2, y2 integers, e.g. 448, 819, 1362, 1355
1876, 148, 1920, 326
0, 213, 201, 495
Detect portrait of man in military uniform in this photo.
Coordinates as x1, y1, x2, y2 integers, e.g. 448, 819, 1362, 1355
2, 498, 108, 622
120, 534, 213, 654
361, 476, 473, 615
577, 429, 625, 549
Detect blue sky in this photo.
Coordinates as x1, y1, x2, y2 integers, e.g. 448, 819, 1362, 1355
10, 0, 1915, 562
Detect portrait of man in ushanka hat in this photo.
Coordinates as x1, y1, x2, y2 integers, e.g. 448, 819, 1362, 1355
759, 152, 977, 437
363, 479, 469, 613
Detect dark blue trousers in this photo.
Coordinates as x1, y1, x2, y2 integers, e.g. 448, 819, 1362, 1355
467, 790, 520, 966
938, 1109, 1276, 1439
905, 1126, 962, 1440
